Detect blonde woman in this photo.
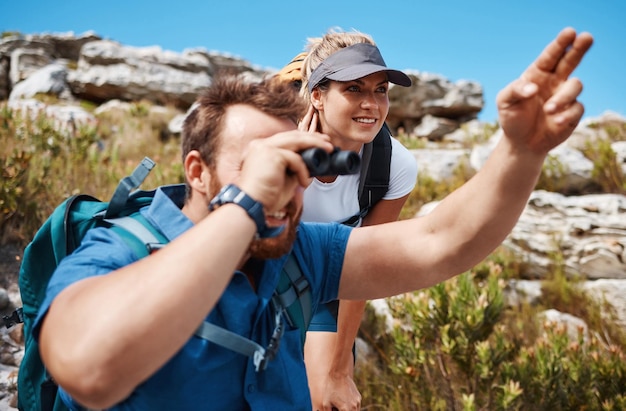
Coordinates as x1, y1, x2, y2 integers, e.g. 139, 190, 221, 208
283, 29, 419, 410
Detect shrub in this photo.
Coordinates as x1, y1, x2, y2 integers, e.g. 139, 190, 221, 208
0, 102, 183, 245
357, 253, 626, 410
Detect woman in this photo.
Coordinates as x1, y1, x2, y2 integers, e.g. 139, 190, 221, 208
284, 29, 419, 410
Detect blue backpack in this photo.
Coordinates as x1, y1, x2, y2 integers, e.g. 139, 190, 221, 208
3, 157, 312, 411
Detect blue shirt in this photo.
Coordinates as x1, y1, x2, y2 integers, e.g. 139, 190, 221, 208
34, 185, 352, 411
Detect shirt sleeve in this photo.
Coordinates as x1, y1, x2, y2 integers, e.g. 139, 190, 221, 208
292, 222, 352, 306
33, 227, 136, 340
383, 137, 418, 200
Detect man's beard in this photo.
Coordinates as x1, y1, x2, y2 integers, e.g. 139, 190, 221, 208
209, 175, 300, 260
249, 200, 300, 259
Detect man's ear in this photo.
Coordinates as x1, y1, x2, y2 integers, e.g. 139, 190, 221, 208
184, 150, 211, 195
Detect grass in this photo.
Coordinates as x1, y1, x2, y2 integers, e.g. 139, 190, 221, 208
0, 97, 184, 244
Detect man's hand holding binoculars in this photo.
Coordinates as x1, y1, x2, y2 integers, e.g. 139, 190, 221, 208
236, 131, 337, 214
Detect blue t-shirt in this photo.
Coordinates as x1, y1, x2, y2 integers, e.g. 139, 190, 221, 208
34, 185, 352, 411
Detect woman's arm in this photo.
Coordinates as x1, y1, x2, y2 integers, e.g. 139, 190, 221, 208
321, 195, 409, 410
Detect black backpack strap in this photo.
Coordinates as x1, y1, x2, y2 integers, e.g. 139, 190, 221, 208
340, 124, 393, 227
359, 123, 392, 214
357, 141, 373, 204
2, 307, 23, 328
39, 374, 58, 411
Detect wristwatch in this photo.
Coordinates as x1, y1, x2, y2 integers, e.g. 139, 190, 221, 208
209, 184, 283, 238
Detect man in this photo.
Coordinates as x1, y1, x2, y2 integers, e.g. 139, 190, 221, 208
37, 27, 592, 410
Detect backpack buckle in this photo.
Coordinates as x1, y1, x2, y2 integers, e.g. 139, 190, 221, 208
2, 307, 24, 328
2, 307, 23, 329
255, 302, 285, 372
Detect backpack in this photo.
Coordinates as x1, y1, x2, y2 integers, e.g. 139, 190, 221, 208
4, 157, 313, 410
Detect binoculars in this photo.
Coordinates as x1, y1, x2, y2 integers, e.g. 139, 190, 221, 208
300, 147, 361, 177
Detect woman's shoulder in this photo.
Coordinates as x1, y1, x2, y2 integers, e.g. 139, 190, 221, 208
389, 136, 417, 167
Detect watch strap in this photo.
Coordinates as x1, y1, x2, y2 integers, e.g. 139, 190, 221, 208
209, 184, 283, 238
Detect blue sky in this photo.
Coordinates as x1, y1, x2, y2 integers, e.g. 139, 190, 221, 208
3, 0, 624, 123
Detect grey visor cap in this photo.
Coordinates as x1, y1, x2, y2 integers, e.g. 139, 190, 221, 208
308, 43, 412, 93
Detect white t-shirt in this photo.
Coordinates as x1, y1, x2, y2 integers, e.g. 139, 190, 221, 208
301, 137, 418, 226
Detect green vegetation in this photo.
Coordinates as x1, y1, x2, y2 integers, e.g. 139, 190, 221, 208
1, 31, 21, 39
582, 138, 626, 194
2, 100, 626, 409
0, 99, 183, 244
357, 253, 626, 410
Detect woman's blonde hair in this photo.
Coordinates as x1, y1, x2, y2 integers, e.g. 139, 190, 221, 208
300, 28, 376, 97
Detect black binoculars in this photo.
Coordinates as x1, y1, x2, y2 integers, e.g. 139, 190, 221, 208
300, 147, 361, 177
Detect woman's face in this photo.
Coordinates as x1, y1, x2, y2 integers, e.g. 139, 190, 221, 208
311, 71, 389, 150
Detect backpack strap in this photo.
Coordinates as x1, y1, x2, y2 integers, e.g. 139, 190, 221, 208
195, 302, 285, 372
359, 123, 392, 213
195, 253, 312, 371
357, 142, 373, 203
104, 157, 155, 219
195, 321, 266, 367
341, 124, 393, 227
106, 214, 167, 256
273, 253, 312, 343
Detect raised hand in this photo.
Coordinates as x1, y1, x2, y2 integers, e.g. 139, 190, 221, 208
496, 27, 594, 154
299, 105, 320, 133
238, 130, 332, 212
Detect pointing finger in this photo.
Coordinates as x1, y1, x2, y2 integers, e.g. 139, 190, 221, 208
531, 27, 577, 75
554, 31, 593, 79
525, 28, 594, 82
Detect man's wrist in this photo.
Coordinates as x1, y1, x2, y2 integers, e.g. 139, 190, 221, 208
209, 184, 283, 238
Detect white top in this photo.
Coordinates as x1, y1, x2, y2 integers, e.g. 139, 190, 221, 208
301, 137, 418, 226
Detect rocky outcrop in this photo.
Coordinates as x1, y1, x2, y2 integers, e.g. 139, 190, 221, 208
413, 111, 626, 337
387, 71, 484, 133
1, 31, 483, 135
66, 40, 213, 107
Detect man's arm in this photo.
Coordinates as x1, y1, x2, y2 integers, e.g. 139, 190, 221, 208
338, 28, 594, 301
40, 204, 258, 408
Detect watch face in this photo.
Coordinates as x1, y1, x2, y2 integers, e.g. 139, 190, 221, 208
222, 185, 238, 202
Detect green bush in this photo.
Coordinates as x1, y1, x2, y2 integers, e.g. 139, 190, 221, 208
357, 255, 626, 410
0, 102, 183, 245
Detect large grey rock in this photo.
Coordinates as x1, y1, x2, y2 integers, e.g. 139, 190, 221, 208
8, 63, 70, 101
67, 40, 213, 107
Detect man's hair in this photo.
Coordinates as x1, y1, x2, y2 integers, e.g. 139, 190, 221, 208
181, 75, 307, 194
300, 28, 375, 97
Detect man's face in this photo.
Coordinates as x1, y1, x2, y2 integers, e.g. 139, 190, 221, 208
211, 104, 303, 259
